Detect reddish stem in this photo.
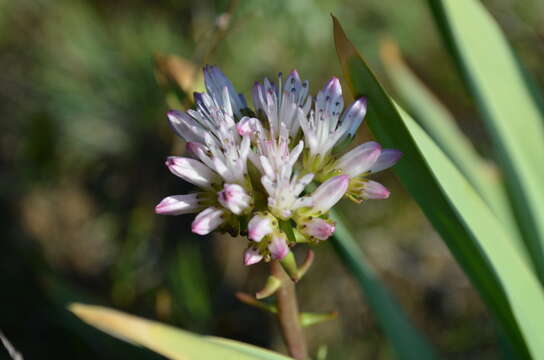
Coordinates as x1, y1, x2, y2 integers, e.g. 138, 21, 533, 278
270, 261, 308, 359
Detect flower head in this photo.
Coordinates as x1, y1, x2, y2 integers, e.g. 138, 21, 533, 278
156, 66, 402, 265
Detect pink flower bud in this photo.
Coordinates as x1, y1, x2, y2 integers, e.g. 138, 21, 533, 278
310, 175, 350, 214
268, 234, 289, 260
155, 194, 201, 215
191, 207, 225, 235
336, 141, 382, 177
362, 180, 390, 199
244, 247, 263, 266
217, 183, 252, 215
166, 157, 220, 190
248, 214, 275, 242
302, 218, 336, 240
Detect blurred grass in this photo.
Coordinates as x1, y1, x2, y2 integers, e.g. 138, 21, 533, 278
1, 0, 543, 359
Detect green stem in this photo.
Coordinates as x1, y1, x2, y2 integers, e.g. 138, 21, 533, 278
270, 261, 308, 360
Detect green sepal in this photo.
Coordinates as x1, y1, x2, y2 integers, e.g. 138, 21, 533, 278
279, 252, 299, 282
300, 311, 338, 328
256, 275, 282, 299
279, 219, 297, 244
235, 292, 277, 314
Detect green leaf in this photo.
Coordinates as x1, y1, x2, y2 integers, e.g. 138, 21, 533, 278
333, 15, 544, 359
427, 0, 544, 283
330, 211, 439, 360
379, 39, 520, 243
69, 303, 293, 360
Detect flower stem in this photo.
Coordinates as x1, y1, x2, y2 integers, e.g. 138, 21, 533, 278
270, 261, 308, 360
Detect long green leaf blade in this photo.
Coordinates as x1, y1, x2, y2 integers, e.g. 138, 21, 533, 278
427, 0, 544, 282
379, 40, 518, 238
69, 303, 293, 360
333, 16, 544, 359
330, 211, 439, 360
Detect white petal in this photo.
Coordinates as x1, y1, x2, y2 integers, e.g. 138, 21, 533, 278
185, 141, 206, 157
336, 141, 382, 177
167, 110, 206, 143
155, 194, 202, 215
338, 97, 367, 142
237, 117, 263, 136
166, 157, 220, 190
248, 214, 275, 242
292, 173, 315, 197
368, 149, 403, 173
316, 77, 343, 122
310, 175, 350, 213
288, 140, 304, 168
191, 207, 225, 235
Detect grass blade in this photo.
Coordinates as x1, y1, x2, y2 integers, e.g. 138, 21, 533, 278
427, 0, 544, 282
333, 15, 544, 359
69, 303, 293, 360
379, 39, 518, 239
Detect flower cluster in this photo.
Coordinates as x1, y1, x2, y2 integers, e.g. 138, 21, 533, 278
156, 66, 402, 265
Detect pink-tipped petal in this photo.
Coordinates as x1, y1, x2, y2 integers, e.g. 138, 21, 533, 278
368, 149, 403, 173
217, 183, 252, 215
310, 175, 350, 214
336, 141, 382, 177
244, 247, 263, 266
303, 218, 336, 241
362, 180, 391, 200
191, 207, 225, 235
268, 235, 289, 260
155, 194, 202, 215
248, 214, 274, 242
165, 157, 220, 190
236, 117, 262, 136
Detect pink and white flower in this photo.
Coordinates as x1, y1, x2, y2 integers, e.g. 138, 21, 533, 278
156, 65, 401, 265
300, 78, 367, 159
252, 70, 311, 138
334, 142, 402, 202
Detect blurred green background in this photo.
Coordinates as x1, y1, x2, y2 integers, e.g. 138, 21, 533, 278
1, 0, 543, 358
